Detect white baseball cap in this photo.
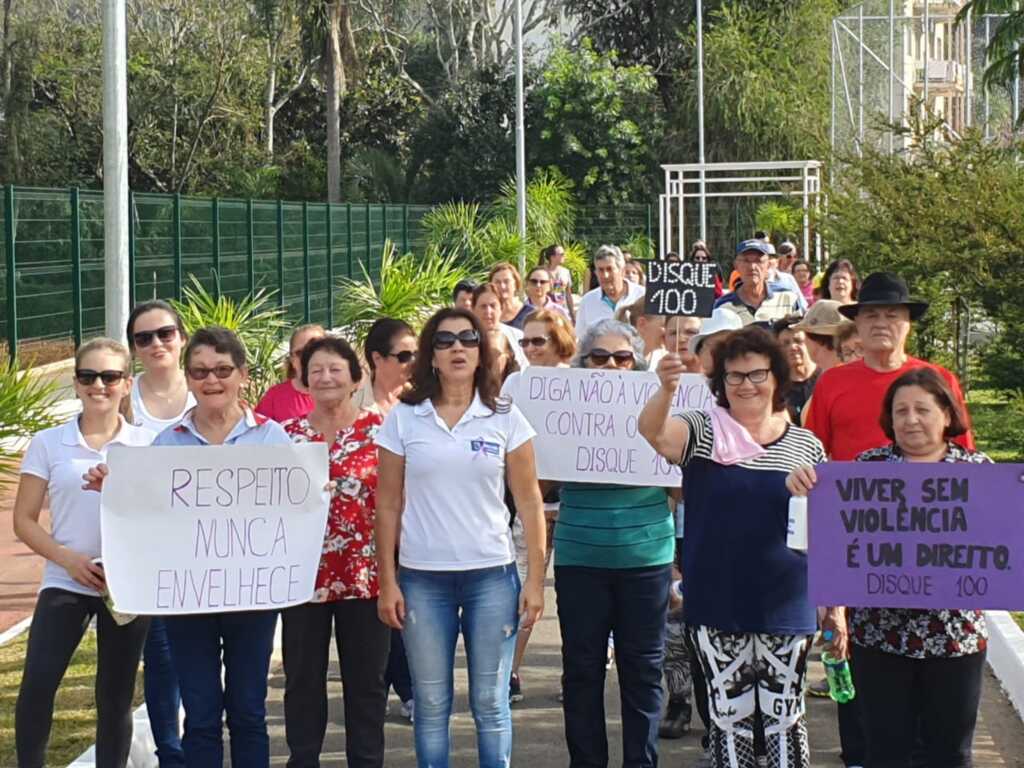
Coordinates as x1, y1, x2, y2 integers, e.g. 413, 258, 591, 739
689, 306, 744, 354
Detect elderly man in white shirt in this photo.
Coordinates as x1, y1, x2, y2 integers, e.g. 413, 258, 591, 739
574, 244, 645, 338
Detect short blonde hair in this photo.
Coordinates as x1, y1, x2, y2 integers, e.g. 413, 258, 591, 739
522, 309, 576, 362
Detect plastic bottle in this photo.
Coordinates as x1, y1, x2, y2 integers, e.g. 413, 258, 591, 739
821, 648, 856, 704
786, 495, 808, 551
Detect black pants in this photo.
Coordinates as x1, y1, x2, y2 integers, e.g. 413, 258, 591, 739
852, 644, 986, 768
281, 598, 391, 768
16, 588, 150, 768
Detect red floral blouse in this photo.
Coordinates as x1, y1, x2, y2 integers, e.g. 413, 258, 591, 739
282, 411, 383, 602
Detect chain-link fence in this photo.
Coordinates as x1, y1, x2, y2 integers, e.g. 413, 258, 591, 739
0, 186, 655, 361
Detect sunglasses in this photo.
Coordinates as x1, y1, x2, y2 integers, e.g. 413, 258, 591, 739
518, 336, 549, 349
724, 368, 770, 386
75, 369, 127, 386
587, 349, 635, 367
384, 350, 416, 364
186, 364, 237, 381
133, 325, 178, 348
528, 278, 550, 286
432, 330, 481, 350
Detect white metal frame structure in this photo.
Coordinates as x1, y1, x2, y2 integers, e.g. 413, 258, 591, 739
831, 0, 1022, 159
659, 161, 823, 264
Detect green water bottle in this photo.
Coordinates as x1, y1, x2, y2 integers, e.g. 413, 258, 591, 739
821, 642, 856, 704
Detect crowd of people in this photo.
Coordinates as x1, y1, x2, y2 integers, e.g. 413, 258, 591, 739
9, 233, 994, 768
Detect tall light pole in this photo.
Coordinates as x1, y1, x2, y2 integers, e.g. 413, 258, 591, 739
514, 0, 528, 275
696, 0, 707, 243
103, 0, 130, 343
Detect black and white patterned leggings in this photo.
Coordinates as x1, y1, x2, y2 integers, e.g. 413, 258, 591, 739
691, 626, 813, 768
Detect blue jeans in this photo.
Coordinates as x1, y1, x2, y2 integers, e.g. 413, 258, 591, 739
144, 618, 185, 767
555, 564, 671, 768
164, 611, 278, 768
400, 564, 520, 768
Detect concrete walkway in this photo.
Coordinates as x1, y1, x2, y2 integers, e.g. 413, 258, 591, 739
262, 577, 1024, 767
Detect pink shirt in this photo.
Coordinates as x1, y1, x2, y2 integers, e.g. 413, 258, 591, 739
255, 379, 314, 423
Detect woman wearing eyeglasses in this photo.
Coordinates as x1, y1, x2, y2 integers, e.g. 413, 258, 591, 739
638, 326, 826, 768
375, 308, 546, 768
14, 338, 154, 768
280, 336, 391, 767
87, 326, 294, 768
255, 323, 325, 422
522, 266, 570, 324
553, 319, 674, 768
361, 318, 417, 415
126, 300, 195, 767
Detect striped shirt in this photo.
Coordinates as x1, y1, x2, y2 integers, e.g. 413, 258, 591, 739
554, 484, 675, 569
678, 409, 826, 634
713, 284, 803, 326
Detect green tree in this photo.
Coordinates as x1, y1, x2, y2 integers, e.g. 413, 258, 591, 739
959, 1, 1024, 99
531, 40, 661, 207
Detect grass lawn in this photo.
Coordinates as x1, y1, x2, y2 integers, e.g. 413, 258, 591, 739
1013, 613, 1024, 631
968, 388, 1024, 463
0, 629, 144, 767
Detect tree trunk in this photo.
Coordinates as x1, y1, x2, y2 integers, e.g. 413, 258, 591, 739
325, 0, 345, 203
263, 41, 277, 157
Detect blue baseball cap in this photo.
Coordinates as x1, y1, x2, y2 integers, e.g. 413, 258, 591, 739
736, 239, 773, 257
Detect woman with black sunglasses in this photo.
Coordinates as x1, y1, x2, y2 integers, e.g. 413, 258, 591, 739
126, 300, 193, 768
375, 307, 546, 768
554, 318, 675, 768
14, 338, 154, 768
361, 318, 417, 416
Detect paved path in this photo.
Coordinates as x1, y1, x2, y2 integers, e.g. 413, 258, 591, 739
262, 577, 1024, 767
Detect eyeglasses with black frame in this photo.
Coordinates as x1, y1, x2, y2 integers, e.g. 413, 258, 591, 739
518, 336, 550, 349
186, 364, 238, 381
724, 368, 771, 386
133, 325, 178, 348
586, 349, 635, 367
383, 350, 416, 364
432, 330, 481, 350
75, 369, 128, 386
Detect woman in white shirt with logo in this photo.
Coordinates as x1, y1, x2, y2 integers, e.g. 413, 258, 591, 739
14, 338, 154, 768
375, 307, 546, 768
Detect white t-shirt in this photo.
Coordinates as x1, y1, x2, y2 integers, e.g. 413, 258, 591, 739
375, 393, 536, 571
574, 280, 646, 338
20, 417, 156, 596
131, 374, 197, 436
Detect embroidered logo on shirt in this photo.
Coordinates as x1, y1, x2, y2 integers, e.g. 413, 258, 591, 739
470, 439, 501, 458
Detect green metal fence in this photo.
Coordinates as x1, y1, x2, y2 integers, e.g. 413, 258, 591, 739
0, 185, 655, 361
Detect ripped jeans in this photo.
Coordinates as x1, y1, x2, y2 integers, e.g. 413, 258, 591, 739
400, 564, 520, 768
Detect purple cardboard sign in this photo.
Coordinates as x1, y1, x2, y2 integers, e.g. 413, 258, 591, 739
808, 461, 1024, 610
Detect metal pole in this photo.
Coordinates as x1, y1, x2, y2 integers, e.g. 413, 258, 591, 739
831, 23, 837, 162
302, 201, 310, 322
325, 203, 334, 328
172, 192, 183, 301
102, 0, 130, 343
70, 187, 83, 347
245, 199, 255, 296
965, 8, 973, 127
276, 200, 285, 309
365, 204, 371, 277
923, 0, 930, 121
888, 0, 896, 154
513, 0, 527, 276
211, 197, 220, 296
984, 15, 990, 139
402, 205, 409, 254
128, 190, 136, 307
696, 0, 707, 241
346, 203, 353, 278
4, 185, 15, 363
858, 4, 865, 152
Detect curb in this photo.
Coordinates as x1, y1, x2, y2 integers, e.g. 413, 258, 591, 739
0, 616, 32, 646
985, 610, 1024, 721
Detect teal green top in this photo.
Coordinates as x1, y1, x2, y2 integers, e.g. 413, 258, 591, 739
554, 483, 675, 569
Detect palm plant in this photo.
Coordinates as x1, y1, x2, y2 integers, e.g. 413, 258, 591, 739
0, 358, 61, 486
171, 275, 291, 403
333, 241, 471, 346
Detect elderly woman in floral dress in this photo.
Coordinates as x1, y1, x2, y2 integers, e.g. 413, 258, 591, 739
280, 335, 391, 768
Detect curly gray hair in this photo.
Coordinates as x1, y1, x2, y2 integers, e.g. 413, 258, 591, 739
571, 319, 649, 370
593, 244, 625, 270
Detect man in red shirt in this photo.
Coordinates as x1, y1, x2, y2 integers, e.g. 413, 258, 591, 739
804, 271, 973, 460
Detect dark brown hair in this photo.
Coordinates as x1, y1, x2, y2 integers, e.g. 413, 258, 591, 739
300, 336, 362, 389
471, 282, 504, 309
821, 259, 860, 300
709, 326, 790, 413
126, 300, 187, 352
184, 326, 247, 370
284, 323, 325, 379
401, 308, 501, 412
805, 332, 835, 351
879, 367, 968, 442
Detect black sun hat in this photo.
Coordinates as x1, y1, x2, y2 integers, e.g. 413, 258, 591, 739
838, 271, 929, 321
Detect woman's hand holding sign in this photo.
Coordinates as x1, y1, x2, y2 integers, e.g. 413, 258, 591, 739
785, 464, 818, 497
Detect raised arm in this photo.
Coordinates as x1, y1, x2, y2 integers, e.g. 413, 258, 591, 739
638, 353, 691, 463
507, 439, 545, 629
375, 446, 406, 629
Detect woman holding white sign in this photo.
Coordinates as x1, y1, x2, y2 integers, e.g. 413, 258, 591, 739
786, 367, 992, 768
280, 335, 391, 767
14, 338, 154, 768
638, 326, 826, 768
375, 307, 546, 768
555, 319, 675, 768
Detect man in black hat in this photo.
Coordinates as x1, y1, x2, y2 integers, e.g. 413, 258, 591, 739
803, 271, 974, 462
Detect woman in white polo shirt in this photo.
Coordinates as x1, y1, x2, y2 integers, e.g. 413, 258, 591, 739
13, 338, 155, 768
375, 307, 546, 768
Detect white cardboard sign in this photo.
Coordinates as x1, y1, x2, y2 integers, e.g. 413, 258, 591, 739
100, 442, 329, 614
504, 368, 712, 487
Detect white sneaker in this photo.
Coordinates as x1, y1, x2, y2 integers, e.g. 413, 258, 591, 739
400, 699, 414, 722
